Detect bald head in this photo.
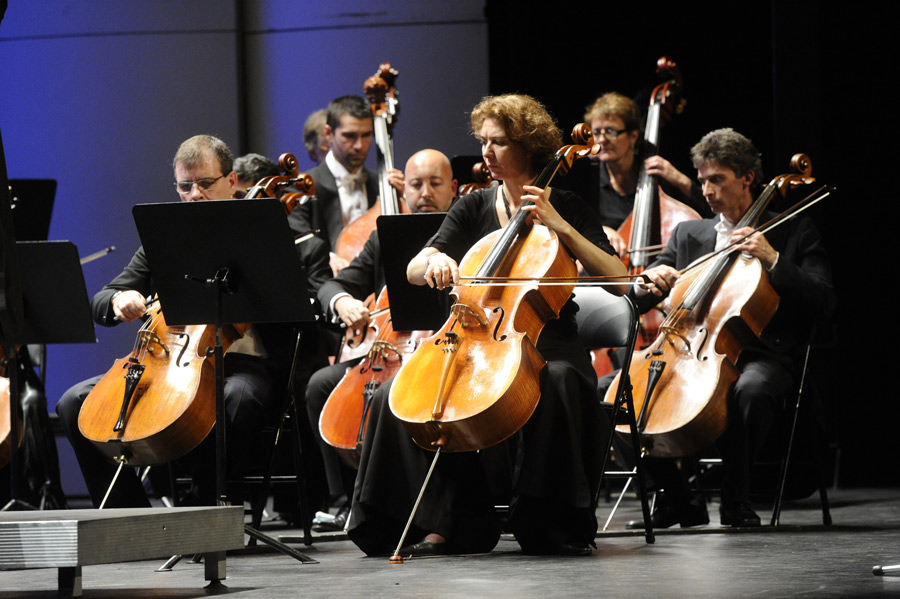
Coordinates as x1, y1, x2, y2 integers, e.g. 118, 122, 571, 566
403, 149, 457, 213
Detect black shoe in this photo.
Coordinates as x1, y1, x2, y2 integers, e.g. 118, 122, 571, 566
555, 542, 593, 556
312, 506, 349, 532
719, 502, 761, 527
626, 495, 709, 529
399, 540, 451, 557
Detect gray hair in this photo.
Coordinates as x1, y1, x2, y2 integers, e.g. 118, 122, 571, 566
234, 153, 279, 185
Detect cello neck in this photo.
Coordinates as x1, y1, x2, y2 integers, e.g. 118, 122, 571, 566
678, 182, 780, 311
473, 129, 596, 279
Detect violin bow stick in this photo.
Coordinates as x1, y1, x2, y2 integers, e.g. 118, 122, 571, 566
678, 184, 833, 276
457, 273, 649, 286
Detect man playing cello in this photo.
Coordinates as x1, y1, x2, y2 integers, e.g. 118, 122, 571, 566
56, 135, 330, 508
305, 149, 457, 530
633, 128, 834, 527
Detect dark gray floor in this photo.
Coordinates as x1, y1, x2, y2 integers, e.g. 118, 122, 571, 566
2, 487, 899, 598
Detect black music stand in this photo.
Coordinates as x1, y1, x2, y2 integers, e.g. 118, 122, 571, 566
132, 198, 316, 564
376, 213, 449, 331
2, 241, 95, 511
7, 179, 57, 241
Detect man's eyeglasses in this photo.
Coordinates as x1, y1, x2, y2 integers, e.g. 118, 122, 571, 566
593, 127, 630, 140
174, 174, 226, 194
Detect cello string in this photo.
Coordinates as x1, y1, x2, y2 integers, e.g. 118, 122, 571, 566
651, 185, 831, 345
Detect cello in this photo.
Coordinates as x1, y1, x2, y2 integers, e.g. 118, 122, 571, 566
318, 286, 432, 467
604, 154, 824, 457
592, 57, 700, 378
77, 155, 314, 468
389, 124, 601, 453
0, 346, 22, 468
457, 161, 494, 196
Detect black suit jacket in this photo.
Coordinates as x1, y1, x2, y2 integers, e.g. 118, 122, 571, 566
633, 213, 834, 356
288, 161, 379, 251
317, 230, 384, 321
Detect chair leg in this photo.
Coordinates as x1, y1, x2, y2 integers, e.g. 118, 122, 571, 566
594, 373, 654, 544
288, 402, 313, 545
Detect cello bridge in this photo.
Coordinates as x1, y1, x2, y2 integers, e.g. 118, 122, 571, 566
451, 303, 487, 328
371, 340, 401, 361
659, 326, 691, 354
138, 330, 170, 355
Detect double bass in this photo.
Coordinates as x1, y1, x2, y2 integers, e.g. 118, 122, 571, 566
334, 62, 406, 363
334, 62, 404, 266
592, 57, 700, 378
604, 154, 822, 457
389, 125, 601, 452
78, 156, 314, 468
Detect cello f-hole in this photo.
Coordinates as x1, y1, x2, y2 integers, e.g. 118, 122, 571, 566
176, 333, 191, 367
491, 307, 507, 341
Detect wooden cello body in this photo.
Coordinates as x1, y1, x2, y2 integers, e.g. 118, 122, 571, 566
389, 126, 597, 452
78, 304, 235, 466
0, 346, 23, 467
604, 155, 816, 458
319, 286, 431, 465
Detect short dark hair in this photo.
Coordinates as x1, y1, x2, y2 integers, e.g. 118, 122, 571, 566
691, 128, 764, 190
233, 153, 279, 185
173, 134, 233, 175
326, 95, 373, 130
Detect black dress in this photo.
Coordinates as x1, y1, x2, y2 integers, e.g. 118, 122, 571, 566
347, 186, 617, 555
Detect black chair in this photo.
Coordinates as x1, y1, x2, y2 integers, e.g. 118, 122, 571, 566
574, 286, 654, 543
690, 339, 833, 527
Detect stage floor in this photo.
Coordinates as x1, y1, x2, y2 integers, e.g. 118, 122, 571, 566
2, 487, 898, 598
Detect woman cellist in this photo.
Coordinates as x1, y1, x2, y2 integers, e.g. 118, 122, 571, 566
347, 94, 627, 557
585, 91, 711, 257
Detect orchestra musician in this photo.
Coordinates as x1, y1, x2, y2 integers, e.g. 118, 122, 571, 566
302, 108, 329, 165
631, 128, 834, 528
55, 135, 330, 508
233, 152, 280, 198
305, 149, 458, 530
346, 94, 628, 557
585, 92, 711, 256
288, 96, 380, 275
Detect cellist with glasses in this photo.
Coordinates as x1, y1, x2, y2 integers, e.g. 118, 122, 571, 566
55, 135, 330, 509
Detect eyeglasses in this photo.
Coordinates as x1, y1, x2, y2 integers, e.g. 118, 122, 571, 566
174, 174, 226, 194
593, 127, 630, 140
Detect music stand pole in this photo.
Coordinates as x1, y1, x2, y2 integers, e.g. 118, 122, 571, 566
133, 199, 316, 564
